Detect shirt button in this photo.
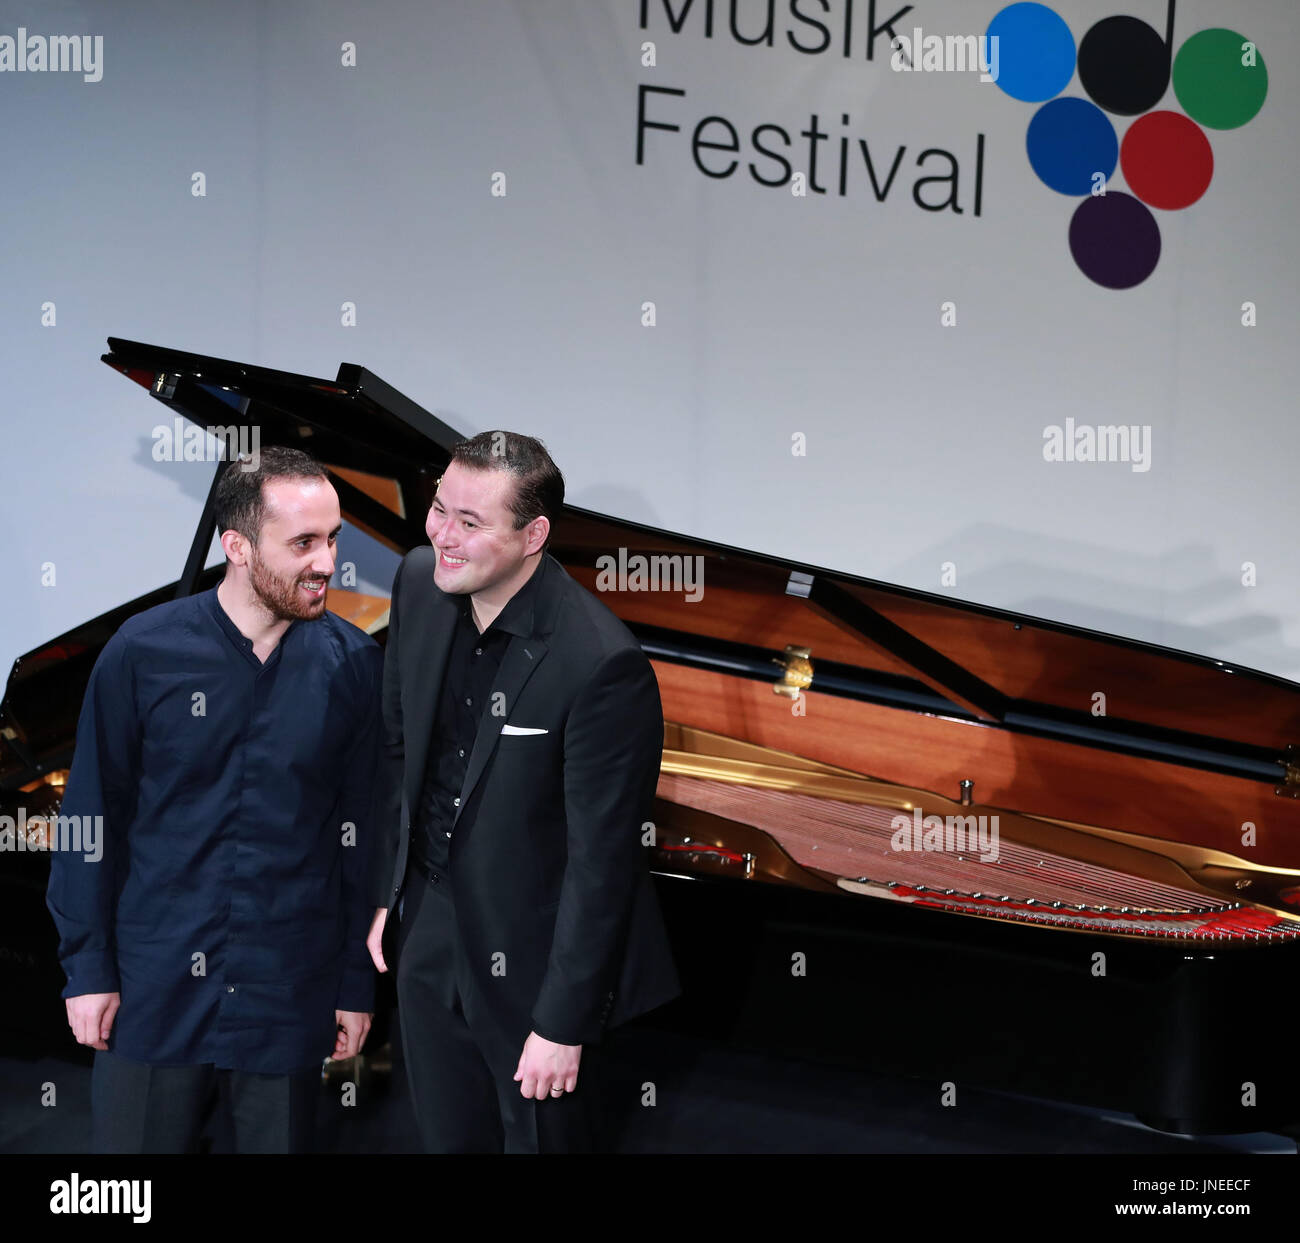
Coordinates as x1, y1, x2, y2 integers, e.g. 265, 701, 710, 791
458, 748, 465, 757
453, 797, 460, 806
227, 986, 235, 994
475, 647, 482, 656
445, 831, 451, 838
465, 697, 472, 706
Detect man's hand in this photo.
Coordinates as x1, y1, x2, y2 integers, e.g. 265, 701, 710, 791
367, 907, 389, 973
66, 992, 119, 1050
334, 1010, 372, 1059
514, 1031, 582, 1100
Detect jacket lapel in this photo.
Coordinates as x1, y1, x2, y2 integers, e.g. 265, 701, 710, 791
403, 586, 456, 816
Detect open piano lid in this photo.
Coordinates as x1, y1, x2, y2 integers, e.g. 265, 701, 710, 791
91, 335, 1300, 780
4, 337, 1299, 935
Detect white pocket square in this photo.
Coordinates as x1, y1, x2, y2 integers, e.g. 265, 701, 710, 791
501, 724, 548, 735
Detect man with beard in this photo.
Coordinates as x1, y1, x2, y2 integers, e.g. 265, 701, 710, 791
47, 445, 382, 1153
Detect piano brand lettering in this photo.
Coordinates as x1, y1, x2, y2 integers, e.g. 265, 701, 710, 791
49, 1174, 151, 1223
595, 549, 704, 602
151, 418, 261, 471
890, 808, 999, 863
0, 810, 102, 861
0, 29, 102, 82
1042, 419, 1151, 472
890, 29, 1000, 82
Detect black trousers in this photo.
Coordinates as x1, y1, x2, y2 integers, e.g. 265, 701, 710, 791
91, 1047, 320, 1154
394, 867, 606, 1153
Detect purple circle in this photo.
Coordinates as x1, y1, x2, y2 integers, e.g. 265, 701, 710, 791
1068, 192, 1161, 288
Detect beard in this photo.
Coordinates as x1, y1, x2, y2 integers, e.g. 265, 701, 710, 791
249, 544, 329, 621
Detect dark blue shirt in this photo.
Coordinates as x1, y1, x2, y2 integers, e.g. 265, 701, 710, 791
46, 585, 382, 1074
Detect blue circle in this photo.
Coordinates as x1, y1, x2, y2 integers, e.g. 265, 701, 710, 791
1026, 97, 1117, 195
988, 2, 1077, 102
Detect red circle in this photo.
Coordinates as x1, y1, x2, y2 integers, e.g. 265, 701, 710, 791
1120, 110, 1213, 210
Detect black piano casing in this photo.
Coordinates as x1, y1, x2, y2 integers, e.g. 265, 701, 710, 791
648, 869, 1300, 1136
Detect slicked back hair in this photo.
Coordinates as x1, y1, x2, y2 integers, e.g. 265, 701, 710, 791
448, 431, 564, 549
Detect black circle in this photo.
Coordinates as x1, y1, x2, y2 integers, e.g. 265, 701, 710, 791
1077, 15, 1170, 116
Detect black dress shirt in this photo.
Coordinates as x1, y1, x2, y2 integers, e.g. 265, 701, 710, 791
412, 557, 547, 874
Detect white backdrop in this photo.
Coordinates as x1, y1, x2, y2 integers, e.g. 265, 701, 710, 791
1, 0, 1296, 684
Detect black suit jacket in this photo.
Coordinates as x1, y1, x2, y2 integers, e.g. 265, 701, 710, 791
369, 547, 680, 1046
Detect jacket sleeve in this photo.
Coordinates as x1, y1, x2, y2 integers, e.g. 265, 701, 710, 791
45, 631, 142, 998
530, 645, 664, 1045
367, 554, 409, 909
333, 641, 383, 1013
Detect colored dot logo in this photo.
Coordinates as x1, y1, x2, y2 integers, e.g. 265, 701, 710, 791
988, 2, 1267, 289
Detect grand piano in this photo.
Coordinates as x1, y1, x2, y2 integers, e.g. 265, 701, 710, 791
4, 337, 1299, 1140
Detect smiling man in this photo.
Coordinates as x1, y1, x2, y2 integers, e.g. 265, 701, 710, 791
47, 445, 382, 1153
366, 430, 679, 1153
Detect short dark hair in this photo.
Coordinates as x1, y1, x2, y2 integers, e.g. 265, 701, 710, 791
213, 445, 330, 553
448, 431, 564, 546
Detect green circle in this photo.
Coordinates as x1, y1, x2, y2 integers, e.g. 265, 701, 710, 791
1173, 28, 1267, 129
